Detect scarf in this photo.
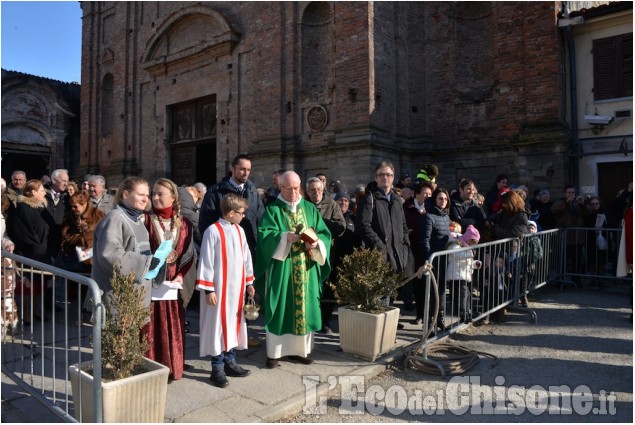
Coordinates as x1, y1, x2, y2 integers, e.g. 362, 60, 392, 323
153, 206, 173, 219
118, 202, 144, 220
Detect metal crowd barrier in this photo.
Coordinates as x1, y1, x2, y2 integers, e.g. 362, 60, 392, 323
410, 228, 566, 375
562, 227, 631, 289
1, 250, 104, 422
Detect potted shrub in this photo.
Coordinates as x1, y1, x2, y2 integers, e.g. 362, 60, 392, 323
332, 248, 403, 361
68, 267, 169, 422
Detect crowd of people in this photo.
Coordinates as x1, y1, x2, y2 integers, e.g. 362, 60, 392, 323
1, 161, 632, 388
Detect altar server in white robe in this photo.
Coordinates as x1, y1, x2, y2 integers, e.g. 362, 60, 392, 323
196, 193, 255, 388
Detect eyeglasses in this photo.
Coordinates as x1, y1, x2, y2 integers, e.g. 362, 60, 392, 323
376, 173, 394, 178
233, 210, 245, 216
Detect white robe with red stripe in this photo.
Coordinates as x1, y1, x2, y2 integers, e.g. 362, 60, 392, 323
196, 219, 254, 357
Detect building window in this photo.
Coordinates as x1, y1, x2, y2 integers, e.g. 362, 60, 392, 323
301, 2, 332, 97
101, 74, 114, 137
593, 33, 632, 101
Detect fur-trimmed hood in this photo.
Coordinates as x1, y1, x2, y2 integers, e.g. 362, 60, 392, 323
16, 194, 47, 209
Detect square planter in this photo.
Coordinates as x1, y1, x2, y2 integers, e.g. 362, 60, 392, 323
338, 306, 400, 361
69, 357, 169, 423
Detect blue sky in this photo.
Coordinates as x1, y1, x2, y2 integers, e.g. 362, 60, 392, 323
1, 1, 82, 83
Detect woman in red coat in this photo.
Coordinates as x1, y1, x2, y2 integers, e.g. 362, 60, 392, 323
143, 178, 195, 380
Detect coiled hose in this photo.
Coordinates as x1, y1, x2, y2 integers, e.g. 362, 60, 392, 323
405, 262, 498, 376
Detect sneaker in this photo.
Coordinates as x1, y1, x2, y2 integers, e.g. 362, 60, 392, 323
210, 371, 229, 388
225, 362, 251, 377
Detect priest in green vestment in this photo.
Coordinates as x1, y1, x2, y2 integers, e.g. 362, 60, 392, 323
255, 171, 331, 368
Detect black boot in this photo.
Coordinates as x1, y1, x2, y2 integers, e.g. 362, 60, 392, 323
210, 369, 229, 388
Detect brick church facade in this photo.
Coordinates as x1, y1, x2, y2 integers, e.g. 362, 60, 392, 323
79, 1, 570, 192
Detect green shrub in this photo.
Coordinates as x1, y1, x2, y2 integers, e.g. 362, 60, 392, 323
101, 267, 150, 381
333, 248, 402, 314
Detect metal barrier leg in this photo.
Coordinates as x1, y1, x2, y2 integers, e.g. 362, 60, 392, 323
507, 305, 537, 324
404, 270, 447, 378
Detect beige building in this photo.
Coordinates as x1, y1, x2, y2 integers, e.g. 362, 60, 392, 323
560, 1, 633, 202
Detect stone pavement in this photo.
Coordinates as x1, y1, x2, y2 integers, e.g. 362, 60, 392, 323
1, 303, 424, 423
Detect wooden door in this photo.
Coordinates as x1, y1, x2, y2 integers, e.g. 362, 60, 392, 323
597, 161, 632, 204
169, 95, 217, 186
171, 145, 196, 186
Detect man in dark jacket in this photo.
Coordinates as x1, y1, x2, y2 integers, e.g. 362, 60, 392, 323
43, 168, 70, 262
199, 154, 264, 260
449, 179, 486, 233
355, 161, 413, 276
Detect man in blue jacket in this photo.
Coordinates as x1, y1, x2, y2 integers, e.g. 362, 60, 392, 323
199, 154, 264, 260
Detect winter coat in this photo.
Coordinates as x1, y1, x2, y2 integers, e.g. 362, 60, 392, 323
91, 192, 115, 214
177, 187, 201, 249
487, 208, 530, 240
7, 195, 50, 263
403, 198, 427, 268
445, 238, 478, 282
43, 191, 69, 258
59, 203, 105, 270
91, 206, 154, 309
312, 196, 346, 240
484, 185, 499, 215
198, 177, 264, 258
3, 185, 22, 208
522, 235, 543, 271
355, 181, 413, 274
551, 198, 584, 245
530, 199, 556, 230
421, 198, 451, 262
449, 197, 486, 232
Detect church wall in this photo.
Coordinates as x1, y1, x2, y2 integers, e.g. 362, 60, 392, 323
402, 2, 568, 192
79, 1, 570, 196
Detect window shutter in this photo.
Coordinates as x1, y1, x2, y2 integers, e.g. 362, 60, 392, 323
593, 33, 633, 100
593, 38, 617, 100
621, 33, 633, 97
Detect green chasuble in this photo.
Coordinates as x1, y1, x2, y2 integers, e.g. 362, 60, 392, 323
255, 198, 331, 336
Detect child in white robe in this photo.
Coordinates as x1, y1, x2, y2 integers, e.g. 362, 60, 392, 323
196, 193, 255, 388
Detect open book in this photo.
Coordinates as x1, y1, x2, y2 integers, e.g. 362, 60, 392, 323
298, 227, 319, 244
295, 225, 325, 265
